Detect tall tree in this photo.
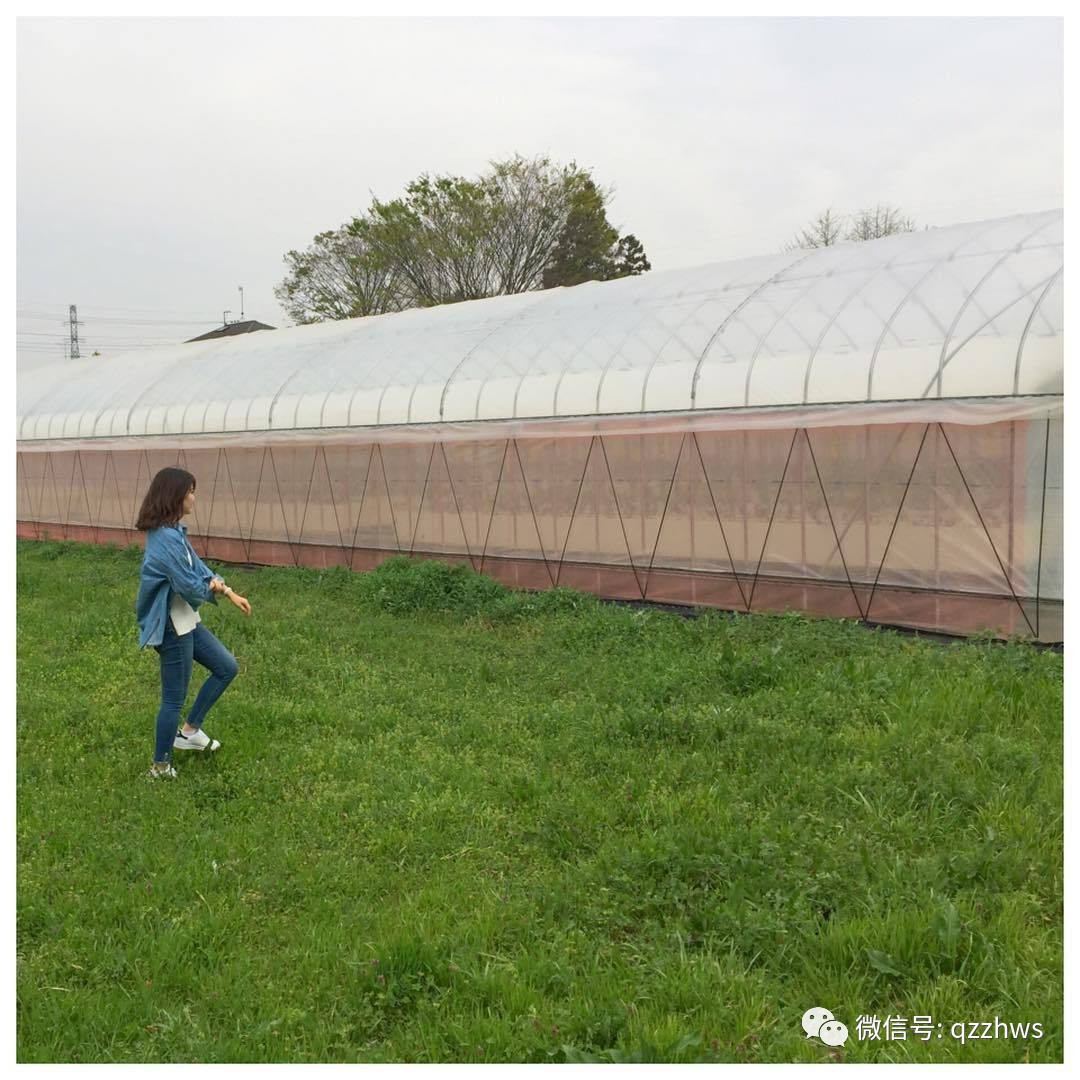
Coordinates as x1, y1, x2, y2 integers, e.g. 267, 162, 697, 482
484, 156, 583, 294
610, 233, 651, 278
541, 176, 619, 289
365, 174, 495, 307
274, 222, 402, 324
276, 155, 651, 323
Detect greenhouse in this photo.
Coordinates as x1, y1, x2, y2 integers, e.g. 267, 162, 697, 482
16, 209, 1063, 641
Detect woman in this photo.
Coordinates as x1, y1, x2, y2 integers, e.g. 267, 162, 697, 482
135, 467, 252, 779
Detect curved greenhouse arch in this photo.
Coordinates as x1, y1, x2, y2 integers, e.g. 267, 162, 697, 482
17, 209, 1063, 640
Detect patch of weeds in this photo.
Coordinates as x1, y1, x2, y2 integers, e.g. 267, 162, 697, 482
564, 1032, 705, 1063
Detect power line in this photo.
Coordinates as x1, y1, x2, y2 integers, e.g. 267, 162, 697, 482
17, 344, 177, 354
20, 329, 189, 339
18, 311, 215, 326
17, 301, 229, 316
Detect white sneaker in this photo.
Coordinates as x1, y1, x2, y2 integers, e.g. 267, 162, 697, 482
148, 764, 178, 779
173, 727, 221, 752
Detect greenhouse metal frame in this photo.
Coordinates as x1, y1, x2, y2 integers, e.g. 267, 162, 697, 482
17, 209, 1063, 641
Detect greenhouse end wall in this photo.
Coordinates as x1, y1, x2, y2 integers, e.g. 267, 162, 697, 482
16, 415, 1062, 642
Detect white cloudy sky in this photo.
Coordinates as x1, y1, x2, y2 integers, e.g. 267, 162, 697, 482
15, 15, 1063, 368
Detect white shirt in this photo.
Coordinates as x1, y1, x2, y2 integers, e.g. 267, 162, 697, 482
168, 539, 203, 635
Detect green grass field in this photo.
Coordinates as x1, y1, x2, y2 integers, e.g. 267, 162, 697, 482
16, 539, 1063, 1063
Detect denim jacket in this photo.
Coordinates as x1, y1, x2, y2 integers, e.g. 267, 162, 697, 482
135, 523, 222, 649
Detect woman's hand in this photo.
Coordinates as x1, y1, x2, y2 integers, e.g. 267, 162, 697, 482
210, 578, 251, 616
228, 590, 252, 617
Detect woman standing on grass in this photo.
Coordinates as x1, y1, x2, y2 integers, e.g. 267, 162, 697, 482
135, 467, 252, 779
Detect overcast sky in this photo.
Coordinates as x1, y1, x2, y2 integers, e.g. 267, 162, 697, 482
16, 15, 1063, 369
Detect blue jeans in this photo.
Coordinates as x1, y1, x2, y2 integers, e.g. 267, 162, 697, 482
152, 621, 239, 763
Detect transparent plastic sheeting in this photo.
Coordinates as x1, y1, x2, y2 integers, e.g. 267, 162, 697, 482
17, 210, 1063, 442
17, 418, 1063, 642
13, 396, 1063, 453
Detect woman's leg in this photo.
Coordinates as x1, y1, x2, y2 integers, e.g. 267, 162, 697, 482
185, 623, 239, 730
153, 625, 194, 764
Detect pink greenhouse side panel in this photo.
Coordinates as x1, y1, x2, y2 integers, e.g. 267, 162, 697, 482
15, 416, 1061, 641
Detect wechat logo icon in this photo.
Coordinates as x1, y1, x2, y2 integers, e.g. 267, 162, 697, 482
802, 1007, 849, 1046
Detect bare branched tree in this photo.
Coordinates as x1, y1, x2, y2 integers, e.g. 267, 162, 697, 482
787, 207, 846, 251
787, 204, 917, 251
846, 204, 916, 242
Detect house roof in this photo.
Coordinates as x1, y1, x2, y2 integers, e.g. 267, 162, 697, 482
185, 320, 276, 342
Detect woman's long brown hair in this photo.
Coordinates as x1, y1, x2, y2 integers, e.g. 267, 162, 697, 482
135, 467, 196, 530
